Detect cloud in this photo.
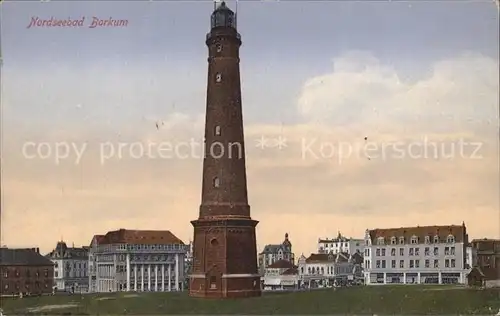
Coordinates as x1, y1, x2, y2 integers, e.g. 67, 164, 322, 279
1, 51, 498, 256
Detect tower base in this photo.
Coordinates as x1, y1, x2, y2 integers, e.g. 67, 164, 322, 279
189, 274, 262, 299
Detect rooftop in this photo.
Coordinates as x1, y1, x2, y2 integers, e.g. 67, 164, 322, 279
0, 248, 54, 266
97, 229, 184, 246
369, 224, 466, 244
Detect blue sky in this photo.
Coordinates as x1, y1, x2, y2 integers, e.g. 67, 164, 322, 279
3, 1, 498, 126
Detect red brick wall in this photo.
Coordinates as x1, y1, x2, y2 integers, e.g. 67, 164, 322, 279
0, 265, 54, 296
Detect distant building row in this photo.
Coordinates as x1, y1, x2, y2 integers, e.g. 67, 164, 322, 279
257, 224, 499, 289
0, 228, 189, 296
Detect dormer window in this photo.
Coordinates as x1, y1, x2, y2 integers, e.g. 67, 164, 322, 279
411, 236, 418, 244
216, 44, 222, 52
434, 236, 440, 243
215, 73, 222, 83
447, 235, 455, 243
399, 237, 405, 244
377, 237, 385, 245
425, 236, 430, 244
391, 237, 397, 245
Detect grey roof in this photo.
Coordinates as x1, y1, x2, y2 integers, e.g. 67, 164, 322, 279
260, 244, 291, 254
0, 248, 54, 266
46, 241, 88, 260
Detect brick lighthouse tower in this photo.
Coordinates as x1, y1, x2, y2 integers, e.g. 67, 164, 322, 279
189, 1, 261, 299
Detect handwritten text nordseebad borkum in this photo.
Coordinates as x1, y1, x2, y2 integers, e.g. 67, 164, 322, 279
27, 16, 128, 29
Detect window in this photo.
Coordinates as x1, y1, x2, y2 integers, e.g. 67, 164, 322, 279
213, 177, 220, 188
3, 271, 8, 278
399, 248, 404, 256
434, 259, 439, 268
450, 247, 455, 255
376, 260, 380, 268
447, 235, 455, 243
216, 44, 222, 52
411, 236, 418, 244
391, 260, 396, 268
434, 236, 439, 243
415, 260, 420, 268
425, 236, 430, 244
445, 259, 449, 268
424, 247, 430, 256
409, 260, 414, 268
381, 249, 386, 256
399, 260, 404, 268
376, 249, 380, 256
391, 248, 396, 256
415, 248, 420, 256
409, 248, 414, 256
433, 247, 438, 256
215, 73, 222, 83
445, 247, 450, 255
391, 237, 396, 245
377, 237, 385, 245
425, 259, 430, 268
399, 237, 405, 244
215, 126, 221, 136
210, 238, 218, 246
381, 260, 386, 268
451, 259, 456, 268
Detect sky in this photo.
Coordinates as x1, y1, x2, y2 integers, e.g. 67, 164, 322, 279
1, 0, 499, 257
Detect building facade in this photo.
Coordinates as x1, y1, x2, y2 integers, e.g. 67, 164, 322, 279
189, 1, 261, 299
262, 259, 298, 291
258, 233, 294, 275
363, 224, 469, 285
46, 241, 89, 292
466, 243, 477, 269
297, 252, 364, 288
470, 238, 500, 286
88, 229, 188, 293
0, 248, 54, 296
317, 232, 363, 255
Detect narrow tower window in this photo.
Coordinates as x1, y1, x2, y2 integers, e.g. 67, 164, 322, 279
215, 73, 222, 83
213, 177, 220, 188
216, 44, 222, 52
215, 126, 221, 136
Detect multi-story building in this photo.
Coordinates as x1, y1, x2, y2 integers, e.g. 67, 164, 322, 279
469, 238, 500, 286
184, 241, 193, 290
88, 229, 188, 293
466, 243, 477, 269
88, 234, 105, 293
363, 223, 469, 285
317, 232, 364, 255
297, 252, 363, 288
258, 233, 295, 275
46, 241, 89, 292
0, 247, 54, 296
